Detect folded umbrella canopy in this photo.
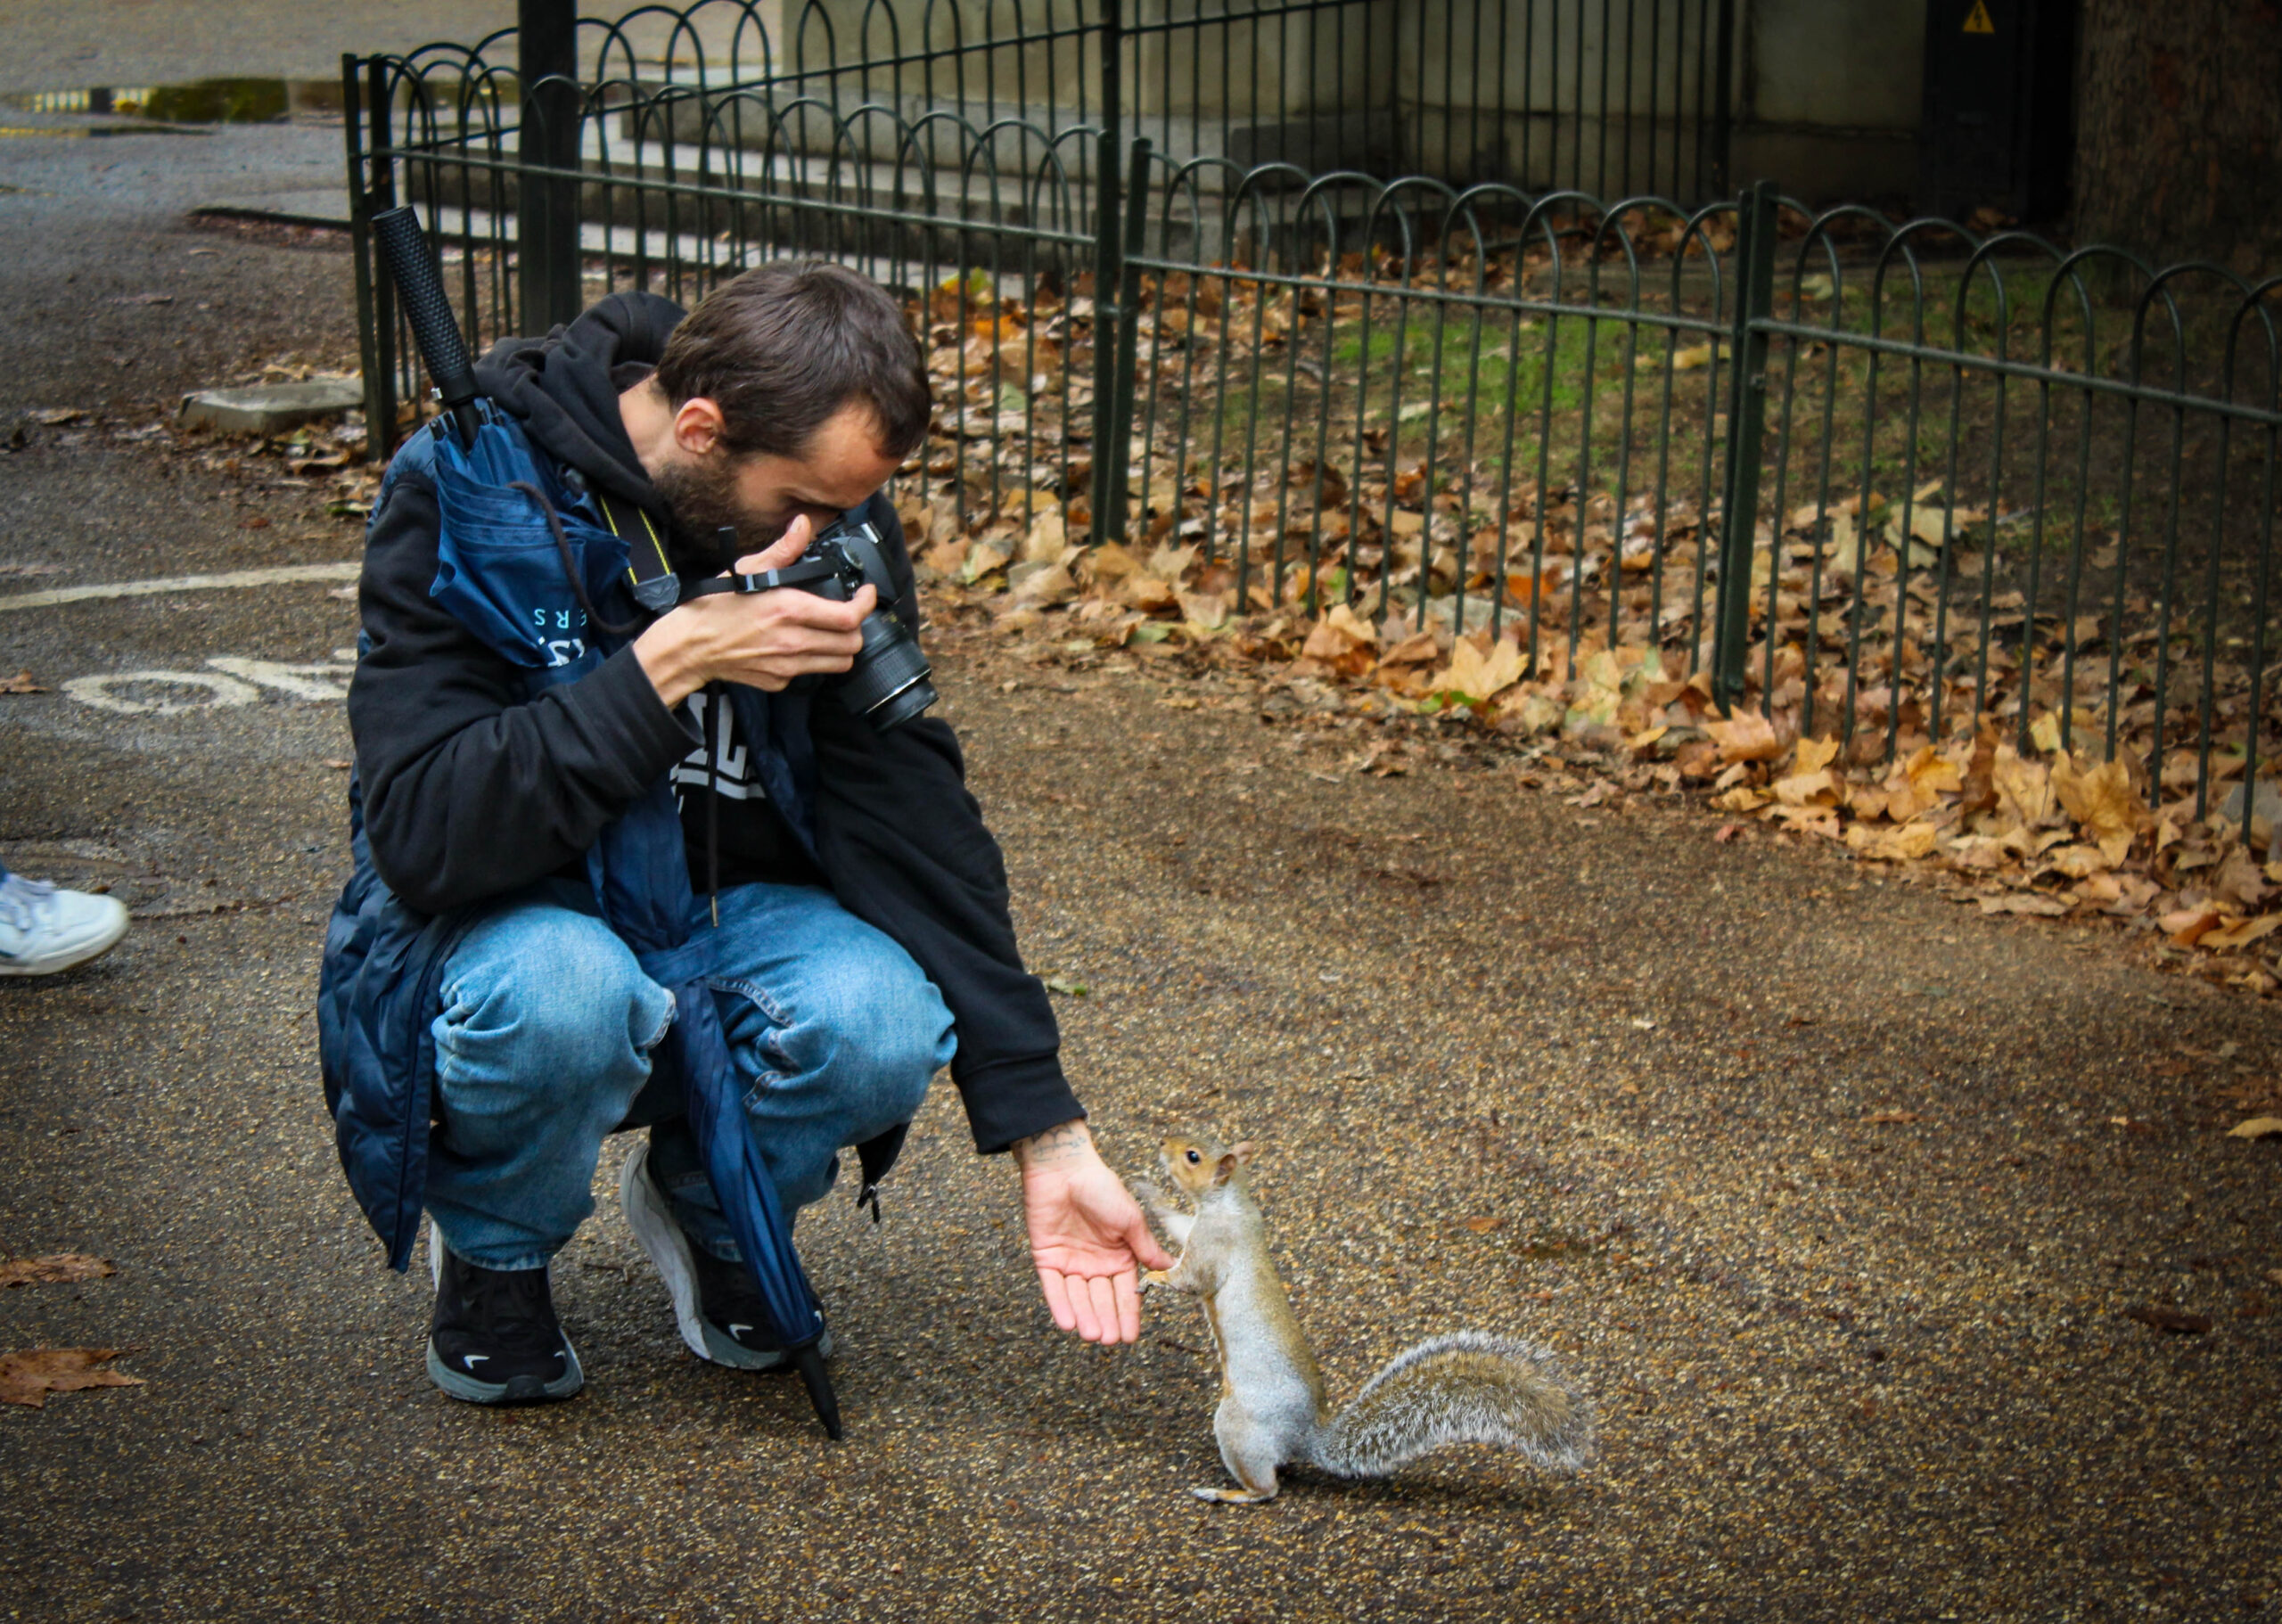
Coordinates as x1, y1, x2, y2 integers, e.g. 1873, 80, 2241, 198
595, 782, 843, 1439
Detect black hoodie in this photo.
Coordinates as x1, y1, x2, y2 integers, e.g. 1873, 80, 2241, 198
346, 291, 1079, 1154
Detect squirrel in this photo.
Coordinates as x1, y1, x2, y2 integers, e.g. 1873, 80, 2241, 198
1132, 1131, 1595, 1505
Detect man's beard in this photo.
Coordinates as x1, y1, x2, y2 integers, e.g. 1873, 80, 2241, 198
652, 458, 787, 571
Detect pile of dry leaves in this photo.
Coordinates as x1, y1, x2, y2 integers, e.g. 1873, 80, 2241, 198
902, 490, 2282, 998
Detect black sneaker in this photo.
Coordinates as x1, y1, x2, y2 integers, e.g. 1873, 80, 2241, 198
618, 1140, 833, 1371
424, 1223, 585, 1405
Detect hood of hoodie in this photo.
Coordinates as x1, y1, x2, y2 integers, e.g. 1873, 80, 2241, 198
472, 290, 686, 518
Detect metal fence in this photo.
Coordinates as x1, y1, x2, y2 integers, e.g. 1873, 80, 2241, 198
531, 0, 1734, 201
344, 17, 2282, 809
1106, 169, 2282, 811
349, 0, 1734, 317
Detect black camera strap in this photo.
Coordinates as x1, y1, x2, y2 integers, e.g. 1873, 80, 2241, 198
594, 488, 680, 614
683, 558, 846, 599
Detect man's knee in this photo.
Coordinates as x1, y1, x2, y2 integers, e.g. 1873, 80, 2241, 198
437, 907, 672, 1093
781, 948, 949, 1117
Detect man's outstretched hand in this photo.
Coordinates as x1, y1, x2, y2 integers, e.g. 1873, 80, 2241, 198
1013, 1120, 1171, 1346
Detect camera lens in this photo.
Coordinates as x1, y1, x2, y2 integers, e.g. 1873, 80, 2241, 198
839, 611, 937, 730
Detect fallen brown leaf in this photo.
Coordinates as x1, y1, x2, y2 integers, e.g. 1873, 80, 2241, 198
2052, 752, 2144, 864
2212, 845, 2273, 910
1848, 820, 1941, 862
2122, 1306, 2212, 1335
1976, 892, 2070, 917
1792, 734, 1842, 776
1704, 710, 1782, 764
1900, 743, 1965, 800
960, 532, 1014, 584
0, 1348, 144, 1407
2040, 843, 2113, 881
1012, 562, 1078, 606
0, 1253, 115, 1288
2227, 1116, 2282, 1140
1019, 509, 1068, 564
2203, 914, 2282, 953
1429, 636, 1525, 705
2161, 905, 2225, 947
1991, 746, 2056, 825
1864, 1109, 1922, 1125
1462, 1218, 1505, 1234
1959, 723, 1999, 816
0, 669, 47, 694
1380, 629, 1442, 667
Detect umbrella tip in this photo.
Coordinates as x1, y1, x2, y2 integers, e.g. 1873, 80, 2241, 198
792, 1342, 843, 1441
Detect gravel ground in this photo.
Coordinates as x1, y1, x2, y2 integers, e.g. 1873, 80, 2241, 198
0, 113, 2278, 1624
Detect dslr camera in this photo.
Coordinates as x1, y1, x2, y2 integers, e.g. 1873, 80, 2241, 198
693, 515, 938, 731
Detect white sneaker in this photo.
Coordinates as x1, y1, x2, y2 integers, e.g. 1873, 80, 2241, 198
617, 1141, 832, 1370
0, 872, 130, 976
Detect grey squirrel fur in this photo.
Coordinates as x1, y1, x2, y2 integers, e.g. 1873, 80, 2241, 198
1135, 1131, 1596, 1505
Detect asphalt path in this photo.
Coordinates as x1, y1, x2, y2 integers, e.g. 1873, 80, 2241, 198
0, 2, 517, 96
1, 103, 2278, 1624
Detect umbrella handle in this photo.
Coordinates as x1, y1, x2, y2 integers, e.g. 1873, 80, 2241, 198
791, 1341, 843, 1440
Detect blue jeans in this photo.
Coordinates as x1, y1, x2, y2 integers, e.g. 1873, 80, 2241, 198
423, 880, 956, 1271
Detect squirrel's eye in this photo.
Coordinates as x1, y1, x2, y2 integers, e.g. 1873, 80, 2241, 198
1185, 1149, 1201, 1164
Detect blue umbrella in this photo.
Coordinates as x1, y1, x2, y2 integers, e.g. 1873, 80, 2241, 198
597, 781, 841, 1438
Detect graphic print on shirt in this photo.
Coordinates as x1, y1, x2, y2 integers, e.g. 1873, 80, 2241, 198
672, 689, 766, 803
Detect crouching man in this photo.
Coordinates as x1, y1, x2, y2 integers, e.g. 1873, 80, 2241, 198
319, 260, 1167, 1402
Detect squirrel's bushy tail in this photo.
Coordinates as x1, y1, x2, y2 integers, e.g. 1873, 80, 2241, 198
1306, 1331, 1596, 1480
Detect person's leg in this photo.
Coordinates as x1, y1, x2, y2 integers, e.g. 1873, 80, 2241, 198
423, 889, 675, 1404
644, 882, 955, 1262
425, 890, 676, 1270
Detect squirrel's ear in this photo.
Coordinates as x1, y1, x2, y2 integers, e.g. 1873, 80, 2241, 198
1228, 1140, 1256, 1165
1211, 1151, 1241, 1185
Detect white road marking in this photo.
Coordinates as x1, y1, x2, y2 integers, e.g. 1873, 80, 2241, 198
64, 670, 260, 716
206, 657, 353, 701
0, 562, 359, 612
59, 657, 355, 715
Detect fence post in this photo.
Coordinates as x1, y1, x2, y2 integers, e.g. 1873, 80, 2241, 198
1086, 0, 1126, 544
1098, 0, 1121, 160
365, 56, 401, 460
1712, 177, 1777, 715
518, 0, 584, 333
1097, 137, 1153, 545
1088, 134, 1123, 543
343, 54, 385, 462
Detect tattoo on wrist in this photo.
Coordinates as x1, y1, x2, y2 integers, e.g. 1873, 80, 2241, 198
1014, 1120, 1090, 1169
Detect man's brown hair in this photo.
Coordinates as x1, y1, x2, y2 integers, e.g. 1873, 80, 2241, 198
654, 259, 931, 462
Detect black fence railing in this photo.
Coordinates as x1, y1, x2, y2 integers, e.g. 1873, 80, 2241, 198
344, 19, 2282, 816
360, 1, 1736, 208
1106, 168, 2282, 810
